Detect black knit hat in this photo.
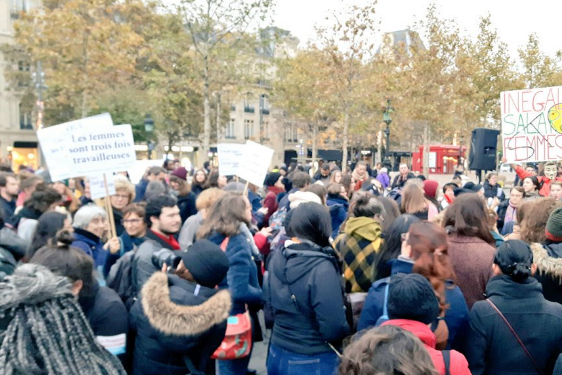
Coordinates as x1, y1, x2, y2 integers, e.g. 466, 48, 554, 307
264, 172, 281, 187
178, 240, 230, 288
387, 273, 439, 325
546, 207, 562, 241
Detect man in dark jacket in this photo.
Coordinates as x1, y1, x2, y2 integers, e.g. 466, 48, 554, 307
0, 172, 18, 220
130, 240, 231, 375
133, 195, 182, 291
390, 163, 416, 190
134, 166, 166, 203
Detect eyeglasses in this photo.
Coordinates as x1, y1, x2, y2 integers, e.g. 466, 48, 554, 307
122, 219, 142, 225
112, 194, 130, 200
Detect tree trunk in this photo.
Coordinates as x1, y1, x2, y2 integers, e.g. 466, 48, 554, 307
216, 92, 221, 144
203, 55, 211, 160
81, 33, 89, 118
422, 121, 430, 177
342, 109, 349, 170
312, 122, 318, 166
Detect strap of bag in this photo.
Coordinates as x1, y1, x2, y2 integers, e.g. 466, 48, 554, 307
382, 282, 390, 318
442, 350, 450, 375
486, 299, 543, 375
182, 355, 205, 375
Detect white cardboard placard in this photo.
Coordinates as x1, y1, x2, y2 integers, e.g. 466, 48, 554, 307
218, 143, 244, 176
89, 174, 116, 200
238, 141, 274, 186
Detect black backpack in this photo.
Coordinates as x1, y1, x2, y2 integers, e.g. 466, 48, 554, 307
106, 251, 137, 309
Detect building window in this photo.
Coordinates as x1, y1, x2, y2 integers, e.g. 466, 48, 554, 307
226, 119, 236, 139
244, 120, 254, 140
19, 104, 32, 130
244, 96, 255, 113
284, 123, 297, 142
11, 0, 29, 18
260, 95, 270, 115
262, 121, 269, 141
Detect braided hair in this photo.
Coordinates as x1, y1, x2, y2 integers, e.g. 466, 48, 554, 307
0, 264, 126, 375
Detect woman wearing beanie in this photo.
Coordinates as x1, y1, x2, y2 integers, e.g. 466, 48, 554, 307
0, 264, 126, 375
266, 202, 350, 375
197, 193, 262, 375
466, 240, 562, 375
359, 221, 469, 350
530, 206, 562, 305
129, 240, 232, 375
169, 170, 197, 224
381, 273, 471, 375
262, 172, 285, 226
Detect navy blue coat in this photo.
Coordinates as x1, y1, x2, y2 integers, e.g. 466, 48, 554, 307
327, 195, 349, 237
208, 231, 262, 315
73, 228, 107, 269
358, 258, 469, 350
466, 275, 562, 375
130, 273, 230, 375
265, 241, 350, 355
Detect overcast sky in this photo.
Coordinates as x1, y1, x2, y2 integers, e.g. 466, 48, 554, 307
273, 0, 561, 59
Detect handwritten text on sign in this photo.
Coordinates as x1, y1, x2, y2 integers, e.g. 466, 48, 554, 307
218, 143, 244, 176
501, 86, 562, 162
238, 141, 274, 187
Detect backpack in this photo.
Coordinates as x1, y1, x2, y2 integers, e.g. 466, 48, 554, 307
0, 248, 16, 281
374, 282, 390, 327
269, 206, 287, 231
106, 251, 137, 309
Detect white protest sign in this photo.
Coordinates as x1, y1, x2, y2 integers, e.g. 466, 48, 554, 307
68, 124, 137, 176
218, 143, 244, 176
89, 174, 116, 200
37, 113, 113, 181
501, 86, 562, 162
128, 159, 164, 185
238, 141, 274, 186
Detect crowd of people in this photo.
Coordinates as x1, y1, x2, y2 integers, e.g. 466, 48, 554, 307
2, 157, 562, 375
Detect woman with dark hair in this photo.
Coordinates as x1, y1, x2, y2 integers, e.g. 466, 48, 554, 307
326, 183, 349, 237
359, 221, 469, 350
11, 185, 61, 242
307, 183, 327, 206
27, 211, 73, 261
0, 264, 126, 375
373, 214, 421, 281
197, 193, 262, 375
334, 191, 384, 293
523, 175, 542, 200
204, 169, 227, 189
266, 202, 350, 375
169, 174, 197, 224
443, 194, 496, 308
191, 169, 207, 197
29, 231, 129, 365
466, 240, 562, 375
339, 325, 439, 375
341, 173, 356, 200
483, 172, 505, 202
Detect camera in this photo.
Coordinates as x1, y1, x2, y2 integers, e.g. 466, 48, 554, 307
151, 248, 181, 271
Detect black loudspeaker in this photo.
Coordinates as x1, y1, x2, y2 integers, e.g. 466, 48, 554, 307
469, 128, 500, 171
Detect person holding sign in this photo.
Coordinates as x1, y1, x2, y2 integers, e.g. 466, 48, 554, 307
503, 157, 562, 197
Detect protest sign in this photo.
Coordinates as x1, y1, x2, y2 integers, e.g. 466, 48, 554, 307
37, 113, 114, 181
128, 159, 164, 184
218, 143, 244, 176
501, 86, 562, 162
89, 174, 116, 200
238, 141, 274, 187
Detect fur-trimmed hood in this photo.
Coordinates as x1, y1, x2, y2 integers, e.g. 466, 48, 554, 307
531, 242, 562, 281
141, 272, 231, 336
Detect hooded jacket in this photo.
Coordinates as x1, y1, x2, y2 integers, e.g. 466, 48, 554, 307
531, 242, 562, 305
130, 272, 231, 375
466, 275, 562, 375
11, 206, 42, 242
358, 257, 469, 350
376, 172, 390, 190
265, 241, 350, 355
326, 194, 349, 237
333, 217, 382, 293
382, 320, 471, 375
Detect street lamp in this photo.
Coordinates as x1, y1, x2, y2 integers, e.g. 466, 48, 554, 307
144, 114, 154, 160
382, 99, 393, 169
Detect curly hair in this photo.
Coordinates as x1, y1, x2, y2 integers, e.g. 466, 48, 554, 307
408, 221, 456, 315
520, 198, 562, 243
339, 325, 438, 375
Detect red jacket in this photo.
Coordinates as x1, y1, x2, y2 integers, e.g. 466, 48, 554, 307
382, 320, 471, 375
514, 165, 562, 197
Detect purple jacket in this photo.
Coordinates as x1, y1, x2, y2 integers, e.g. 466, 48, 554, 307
377, 173, 390, 190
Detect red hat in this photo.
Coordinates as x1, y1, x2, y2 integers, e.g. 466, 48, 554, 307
423, 180, 439, 199
171, 167, 188, 181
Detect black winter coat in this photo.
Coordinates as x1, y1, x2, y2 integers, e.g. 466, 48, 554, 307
466, 275, 562, 375
130, 272, 231, 375
265, 241, 350, 355
531, 242, 562, 305
78, 282, 129, 364
177, 192, 197, 224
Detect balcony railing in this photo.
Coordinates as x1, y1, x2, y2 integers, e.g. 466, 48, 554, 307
244, 106, 255, 113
